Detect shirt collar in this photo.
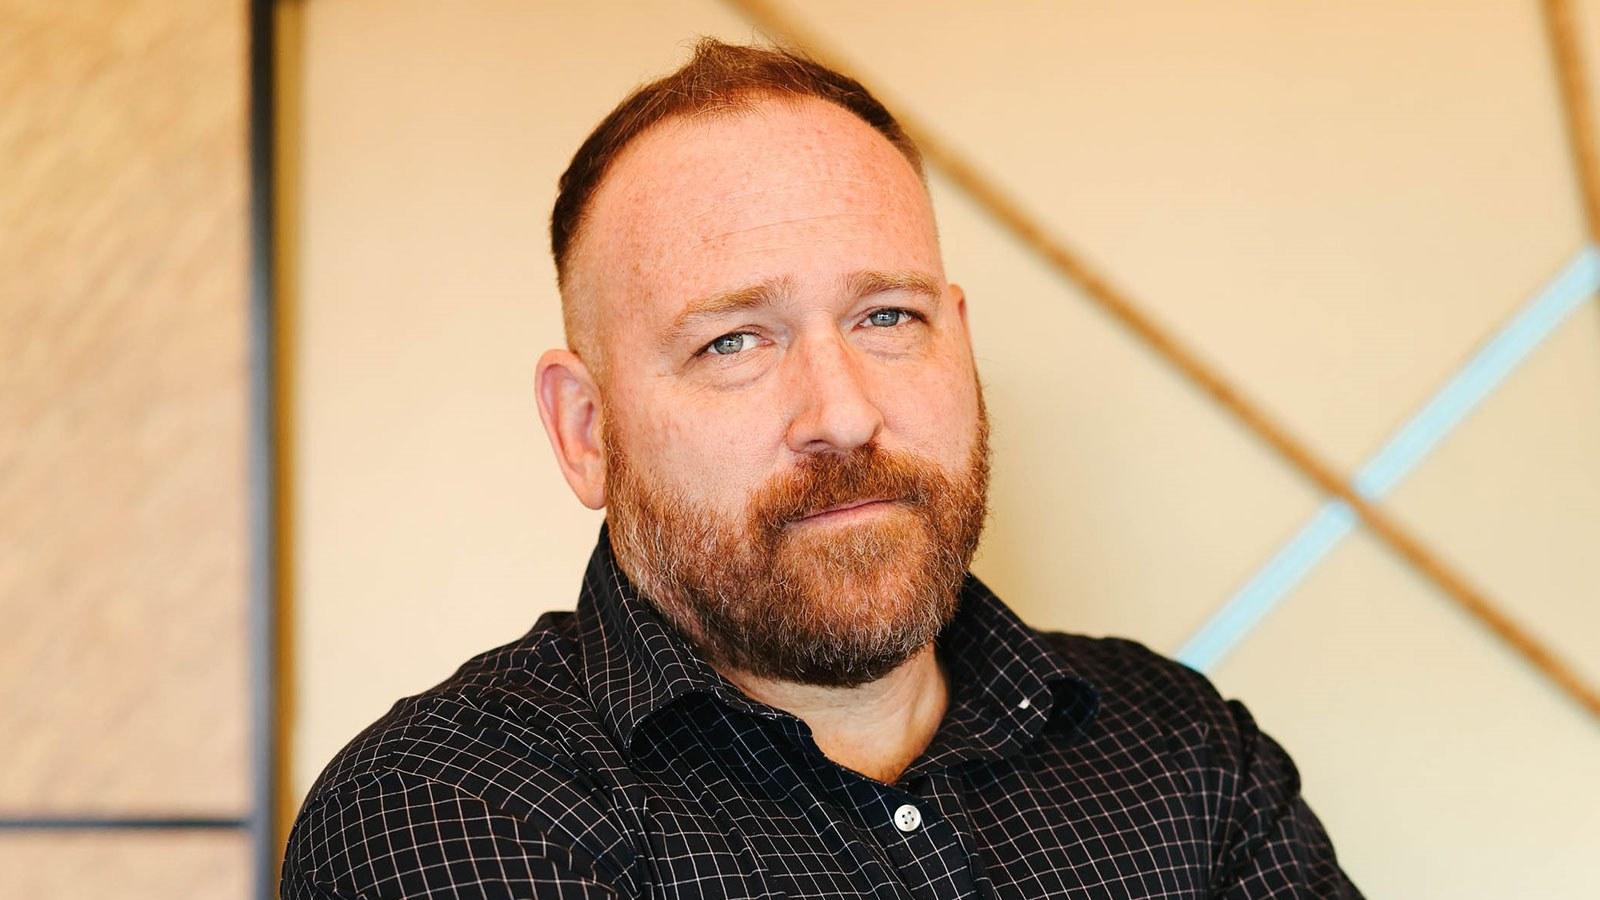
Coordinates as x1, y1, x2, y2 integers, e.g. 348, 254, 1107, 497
571, 523, 1100, 760
574, 523, 770, 754
913, 571, 1101, 772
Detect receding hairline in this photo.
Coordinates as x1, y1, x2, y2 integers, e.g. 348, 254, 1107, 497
551, 37, 924, 293
560, 88, 925, 285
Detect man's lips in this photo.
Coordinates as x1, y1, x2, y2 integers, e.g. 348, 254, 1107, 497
794, 497, 898, 524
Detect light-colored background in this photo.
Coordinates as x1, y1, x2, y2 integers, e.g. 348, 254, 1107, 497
6, 0, 1600, 897
283, 2, 1600, 897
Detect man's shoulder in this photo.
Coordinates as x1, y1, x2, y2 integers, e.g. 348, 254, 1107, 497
1035, 632, 1359, 897
296, 609, 623, 825
1039, 630, 1248, 751
284, 610, 643, 894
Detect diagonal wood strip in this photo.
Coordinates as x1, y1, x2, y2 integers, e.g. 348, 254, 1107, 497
1544, 0, 1600, 241
723, 0, 1600, 722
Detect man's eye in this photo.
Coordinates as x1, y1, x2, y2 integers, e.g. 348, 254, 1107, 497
865, 308, 913, 327
703, 332, 757, 356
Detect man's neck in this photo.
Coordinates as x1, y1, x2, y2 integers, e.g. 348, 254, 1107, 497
719, 645, 948, 785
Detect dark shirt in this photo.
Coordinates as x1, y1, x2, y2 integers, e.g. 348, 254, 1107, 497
282, 525, 1361, 898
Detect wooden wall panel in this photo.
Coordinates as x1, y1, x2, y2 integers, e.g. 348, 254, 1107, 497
0, 0, 250, 813
0, 832, 248, 899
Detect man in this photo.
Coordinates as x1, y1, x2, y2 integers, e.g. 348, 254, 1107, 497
283, 39, 1360, 899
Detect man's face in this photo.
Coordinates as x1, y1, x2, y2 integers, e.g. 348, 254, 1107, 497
567, 96, 989, 686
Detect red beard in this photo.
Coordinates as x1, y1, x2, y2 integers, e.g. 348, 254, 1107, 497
605, 406, 990, 687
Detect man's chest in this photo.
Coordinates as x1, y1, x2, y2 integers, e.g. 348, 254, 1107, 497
624, 714, 1215, 899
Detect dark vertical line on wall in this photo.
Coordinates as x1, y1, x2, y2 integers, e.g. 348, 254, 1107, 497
248, 1, 281, 898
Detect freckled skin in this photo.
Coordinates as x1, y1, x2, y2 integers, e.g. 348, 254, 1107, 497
568, 96, 981, 530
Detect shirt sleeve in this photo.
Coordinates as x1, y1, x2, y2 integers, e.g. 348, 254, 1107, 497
280, 769, 635, 900
1210, 697, 1364, 899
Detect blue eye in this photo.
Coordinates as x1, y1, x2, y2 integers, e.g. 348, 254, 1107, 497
705, 332, 756, 356
866, 309, 910, 327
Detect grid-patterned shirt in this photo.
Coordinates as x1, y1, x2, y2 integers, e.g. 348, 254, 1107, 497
282, 526, 1362, 898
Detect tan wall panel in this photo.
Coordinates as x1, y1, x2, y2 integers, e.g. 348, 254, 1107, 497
1212, 529, 1600, 899
1386, 299, 1600, 688
0, 832, 248, 900
0, 0, 250, 811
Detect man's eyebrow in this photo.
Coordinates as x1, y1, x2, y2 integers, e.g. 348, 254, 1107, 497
659, 270, 943, 351
843, 270, 944, 305
661, 276, 792, 348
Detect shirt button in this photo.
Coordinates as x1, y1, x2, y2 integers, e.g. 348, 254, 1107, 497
893, 803, 922, 832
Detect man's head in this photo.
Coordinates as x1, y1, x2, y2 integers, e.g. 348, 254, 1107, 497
535, 39, 990, 687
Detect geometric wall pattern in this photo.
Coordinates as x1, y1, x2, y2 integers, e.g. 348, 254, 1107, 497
1179, 245, 1598, 677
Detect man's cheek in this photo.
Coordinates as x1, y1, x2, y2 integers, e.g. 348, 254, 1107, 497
643, 412, 752, 505
889, 371, 975, 430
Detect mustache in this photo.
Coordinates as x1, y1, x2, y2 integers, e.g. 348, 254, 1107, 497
750, 445, 937, 531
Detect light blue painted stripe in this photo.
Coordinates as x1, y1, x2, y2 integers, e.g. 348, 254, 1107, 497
1353, 246, 1600, 497
1175, 503, 1358, 672
1177, 245, 1600, 673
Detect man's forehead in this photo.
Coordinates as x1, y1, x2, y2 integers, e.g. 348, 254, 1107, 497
678, 178, 892, 244
595, 101, 926, 232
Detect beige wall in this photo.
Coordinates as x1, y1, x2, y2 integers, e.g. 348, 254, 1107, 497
0, 0, 252, 895
283, 2, 1600, 897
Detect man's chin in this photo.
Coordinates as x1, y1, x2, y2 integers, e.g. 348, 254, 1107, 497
769, 531, 953, 633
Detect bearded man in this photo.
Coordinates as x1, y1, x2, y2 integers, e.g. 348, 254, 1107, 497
283, 39, 1360, 899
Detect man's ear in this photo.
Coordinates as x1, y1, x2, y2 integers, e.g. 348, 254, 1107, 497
535, 349, 606, 510
949, 282, 971, 336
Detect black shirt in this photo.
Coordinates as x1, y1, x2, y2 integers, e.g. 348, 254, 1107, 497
282, 525, 1361, 898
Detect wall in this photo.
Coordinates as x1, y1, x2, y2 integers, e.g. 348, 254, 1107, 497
0, 0, 253, 896
282, 2, 1600, 896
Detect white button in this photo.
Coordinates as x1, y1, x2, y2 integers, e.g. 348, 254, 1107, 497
893, 803, 922, 832
1017, 697, 1032, 709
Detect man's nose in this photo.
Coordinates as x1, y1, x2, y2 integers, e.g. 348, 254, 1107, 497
783, 331, 885, 455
